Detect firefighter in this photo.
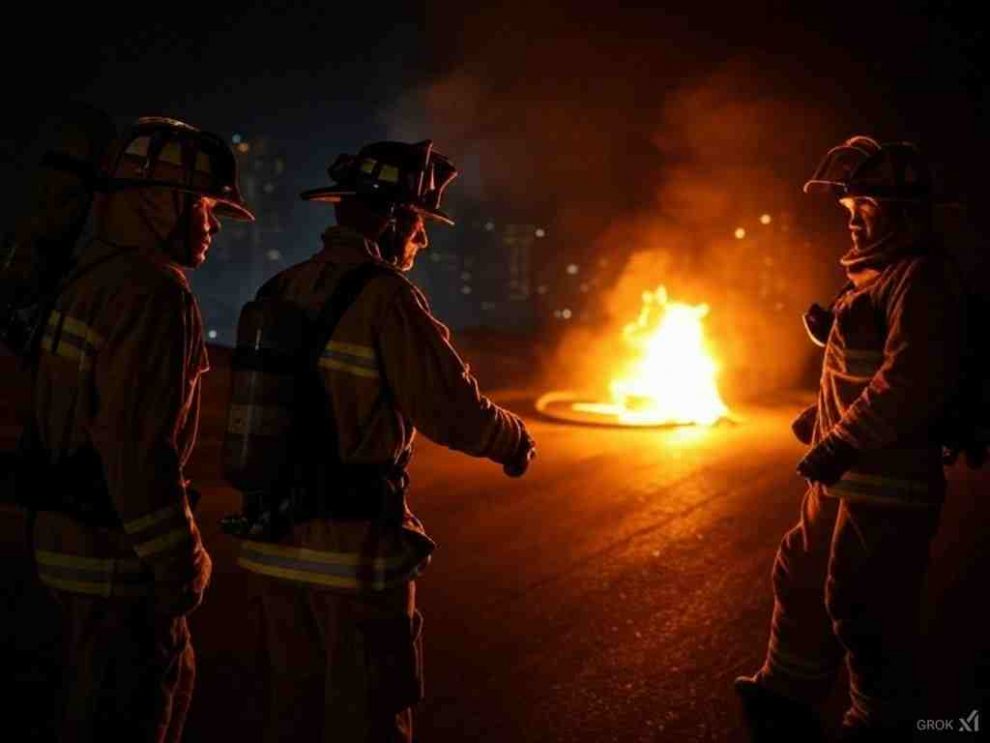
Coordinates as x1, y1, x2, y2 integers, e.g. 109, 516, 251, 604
25, 116, 254, 742
1, 103, 117, 356
735, 136, 964, 741
234, 139, 536, 742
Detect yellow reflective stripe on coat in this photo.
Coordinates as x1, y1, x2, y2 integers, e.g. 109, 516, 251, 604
826, 471, 935, 506
123, 504, 181, 535
237, 540, 425, 591
319, 340, 380, 380
40, 310, 104, 372
35, 549, 152, 598
122, 503, 193, 558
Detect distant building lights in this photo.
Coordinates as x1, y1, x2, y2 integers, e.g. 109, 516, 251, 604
566, 264, 579, 275
232, 134, 242, 144
734, 227, 746, 239
266, 249, 282, 261
461, 285, 472, 295
561, 308, 573, 319
760, 214, 772, 225
579, 283, 589, 293
536, 284, 548, 295
460, 271, 472, 281
207, 329, 218, 340
535, 228, 547, 238
484, 221, 495, 232
236, 142, 250, 154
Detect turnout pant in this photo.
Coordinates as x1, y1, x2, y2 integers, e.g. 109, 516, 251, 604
757, 484, 940, 729
250, 575, 423, 743
55, 592, 195, 743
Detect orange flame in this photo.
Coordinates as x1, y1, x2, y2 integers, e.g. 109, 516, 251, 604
573, 286, 728, 425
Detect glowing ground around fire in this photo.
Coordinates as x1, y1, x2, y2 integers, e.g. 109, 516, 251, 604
535, 390, 738, 428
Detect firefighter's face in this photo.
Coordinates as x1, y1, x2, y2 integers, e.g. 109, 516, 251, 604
394, 209, 428, 271
186, 196, 221, 267
840, 196, 891, 250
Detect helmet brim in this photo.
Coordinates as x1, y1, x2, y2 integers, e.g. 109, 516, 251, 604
213, 199, 256, 222
107, 179, 256, 221
300, 186, 355, 203
408, 204, 455, 226
300, 187, 455, 226
802, 179, 847, 196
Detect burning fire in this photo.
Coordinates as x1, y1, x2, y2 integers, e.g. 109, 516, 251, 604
543, 286, 728, 427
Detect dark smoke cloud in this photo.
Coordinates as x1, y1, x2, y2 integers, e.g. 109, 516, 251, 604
386, 5, 866, 399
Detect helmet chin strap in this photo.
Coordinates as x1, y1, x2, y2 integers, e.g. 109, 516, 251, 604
376, 203, 404, 267
161, 190, 195, 266
132, 189, 194, 265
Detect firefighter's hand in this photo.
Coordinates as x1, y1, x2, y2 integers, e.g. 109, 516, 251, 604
791, 405, 817, 446
153, 547, 212, 618
796, 435, 858, 486
503, 431, 536, 478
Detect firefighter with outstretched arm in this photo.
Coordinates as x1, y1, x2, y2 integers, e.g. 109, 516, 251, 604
223, 139, 536, 741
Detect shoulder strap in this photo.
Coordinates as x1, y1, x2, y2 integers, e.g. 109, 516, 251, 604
293, 261, 393, 488
307, 261, 394, 368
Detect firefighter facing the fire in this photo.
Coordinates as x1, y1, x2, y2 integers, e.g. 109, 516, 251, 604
736, 136, 965, 741
231, 140, 535, 742
25, 117, 254, 741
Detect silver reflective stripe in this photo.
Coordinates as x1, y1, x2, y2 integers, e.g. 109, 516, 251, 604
123, 504, 181, 535
122, 503, 193, 558
827, 471, 934, 505
35, 549, 152, 597
132, 528, 191, 559
238, 541, 423, 591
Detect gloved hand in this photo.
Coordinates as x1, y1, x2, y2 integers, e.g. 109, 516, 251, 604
153, 545, 212, 618
796, 435, 858, 486
503, 429, 536, 478
791, 404, 817, 446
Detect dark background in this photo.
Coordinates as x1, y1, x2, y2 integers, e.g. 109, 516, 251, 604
2, 0, 986, 395
2, 5, 988, 740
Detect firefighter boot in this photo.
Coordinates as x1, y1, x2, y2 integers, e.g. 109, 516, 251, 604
734, 675, 825, 743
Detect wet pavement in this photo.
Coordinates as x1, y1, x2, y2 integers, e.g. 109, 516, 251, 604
3, 350, 988, 742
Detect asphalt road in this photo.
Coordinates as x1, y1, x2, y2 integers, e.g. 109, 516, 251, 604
4, 355, 989, 742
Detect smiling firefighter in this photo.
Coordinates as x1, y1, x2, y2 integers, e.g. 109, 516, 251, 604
222, 139, 535, 742
19, 116, 254, 742
736, 136, 968, 741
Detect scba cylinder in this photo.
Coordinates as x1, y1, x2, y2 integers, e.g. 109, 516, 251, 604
223, 297, 308, 494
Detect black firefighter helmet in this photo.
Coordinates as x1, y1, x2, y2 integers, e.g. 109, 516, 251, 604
301, 140, 458, 225
803, 135, 932, 201
106, 116, 255, 221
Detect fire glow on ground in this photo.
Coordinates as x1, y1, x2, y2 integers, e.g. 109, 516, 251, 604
538, 286, 732, 428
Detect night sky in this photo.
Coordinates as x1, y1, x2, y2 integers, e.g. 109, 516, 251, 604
3, 1, 986, 364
